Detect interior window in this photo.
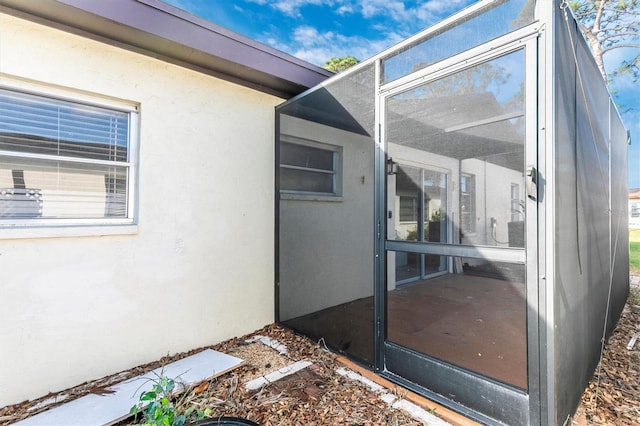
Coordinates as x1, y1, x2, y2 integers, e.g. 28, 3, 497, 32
280, 141, 340, 196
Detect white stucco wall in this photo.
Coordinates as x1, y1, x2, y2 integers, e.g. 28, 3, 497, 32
461, 158, 524, 247
278, 115, 375, 320
0, 13, 280, 407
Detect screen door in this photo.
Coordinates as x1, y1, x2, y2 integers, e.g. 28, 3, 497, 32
380, 40, 537, 416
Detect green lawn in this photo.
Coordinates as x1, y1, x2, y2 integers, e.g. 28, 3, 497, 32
630, 229, 640, 273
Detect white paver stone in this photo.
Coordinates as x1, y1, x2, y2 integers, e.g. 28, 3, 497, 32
14, 349, 244, 426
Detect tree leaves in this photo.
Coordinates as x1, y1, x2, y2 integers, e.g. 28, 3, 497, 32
323, 56, 360, 73
570, 0, 640, 82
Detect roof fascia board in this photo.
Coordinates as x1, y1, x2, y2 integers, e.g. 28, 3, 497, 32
0, 0, 332, 98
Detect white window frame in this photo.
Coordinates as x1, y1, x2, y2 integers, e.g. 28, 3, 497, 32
279, 137, 343, 201
460, 173, 476, 235
0, 79, 139, 239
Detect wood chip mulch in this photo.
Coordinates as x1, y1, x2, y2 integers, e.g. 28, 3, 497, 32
2, 284, 639, 426
573, 287, 640, 425
0, 325, 425, 426
157, 327, 427, 425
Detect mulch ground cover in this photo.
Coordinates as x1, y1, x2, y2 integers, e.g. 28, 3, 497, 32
2, 284, 639, 426
0, 325, 425, 426
574, 288, 640, 425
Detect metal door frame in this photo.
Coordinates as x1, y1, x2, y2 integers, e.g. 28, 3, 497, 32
373, 29, 540, 425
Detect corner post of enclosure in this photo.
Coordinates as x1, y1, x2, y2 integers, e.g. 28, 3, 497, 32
533, 0, 557, 424
374, 57, 386, 372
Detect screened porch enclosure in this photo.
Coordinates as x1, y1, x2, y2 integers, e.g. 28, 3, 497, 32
276, 1, 629, 424
277, 62, 377, 366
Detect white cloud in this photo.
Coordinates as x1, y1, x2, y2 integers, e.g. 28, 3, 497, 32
246, 0, 330, 17
414, 0, 470, 23
418, 0, 468, 13
266, 23, 404, 65
354, 0, 470, 28
293, 25, 338, 46
336, 4, 354, 15
360, 0, 408, 21
252, 0, 479, 65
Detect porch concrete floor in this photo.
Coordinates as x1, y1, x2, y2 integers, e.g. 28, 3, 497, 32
388, 274, 527, 389
284, 272, 527, 389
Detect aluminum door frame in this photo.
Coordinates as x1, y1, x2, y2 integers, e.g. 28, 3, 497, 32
373, 31, 541, 426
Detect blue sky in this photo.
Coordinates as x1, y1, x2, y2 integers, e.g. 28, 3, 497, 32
163, 0, 639, 188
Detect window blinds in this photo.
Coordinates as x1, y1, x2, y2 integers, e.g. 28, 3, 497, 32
0, 88, 132, 221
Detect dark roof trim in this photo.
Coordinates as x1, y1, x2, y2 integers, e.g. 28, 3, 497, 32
0, 0, 332, 98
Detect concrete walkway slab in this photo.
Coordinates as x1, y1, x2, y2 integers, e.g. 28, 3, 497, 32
14, 349, 244, 426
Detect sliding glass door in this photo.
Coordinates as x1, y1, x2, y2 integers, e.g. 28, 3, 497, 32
392, 164, 449, 283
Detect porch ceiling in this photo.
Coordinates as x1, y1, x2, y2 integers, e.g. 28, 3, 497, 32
387, 92, 524, 171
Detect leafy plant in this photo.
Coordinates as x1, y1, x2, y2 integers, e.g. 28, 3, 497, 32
405, 225, 429, 241
130, 374, 215, 426
131, 375, 186, 426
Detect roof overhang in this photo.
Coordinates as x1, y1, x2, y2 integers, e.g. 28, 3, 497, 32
0, 0, 332, 98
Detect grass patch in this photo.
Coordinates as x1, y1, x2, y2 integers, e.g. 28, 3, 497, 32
631, 230, 640, 274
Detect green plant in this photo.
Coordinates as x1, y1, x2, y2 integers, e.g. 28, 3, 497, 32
131, 375, 214, 426
131, 375, 186, 426
405, 227, 418, 241
405, 225, 429, 241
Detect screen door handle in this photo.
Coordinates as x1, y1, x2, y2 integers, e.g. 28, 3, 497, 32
526, 165, 537, 201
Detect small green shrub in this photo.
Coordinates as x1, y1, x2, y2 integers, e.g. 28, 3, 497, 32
131, 375, 213, 426
131, 376, 185, 426
405, 225, 429, 241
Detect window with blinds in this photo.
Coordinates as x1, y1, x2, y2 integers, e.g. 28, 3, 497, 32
0, 87, 137, 225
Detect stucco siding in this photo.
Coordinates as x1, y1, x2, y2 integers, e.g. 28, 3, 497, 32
278, 115, 375, 320
0, 13, 279, 407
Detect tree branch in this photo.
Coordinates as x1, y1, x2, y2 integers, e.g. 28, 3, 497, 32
592, 0, 607, 34
576, 19, 593, 36
602, 44, 640, 54
599, 32, 640, 41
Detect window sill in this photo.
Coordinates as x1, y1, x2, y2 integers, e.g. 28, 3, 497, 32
280, 193, 344, 202
0, 224, 139, 240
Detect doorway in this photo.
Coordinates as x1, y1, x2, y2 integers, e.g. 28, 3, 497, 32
378, 41, 536, 414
